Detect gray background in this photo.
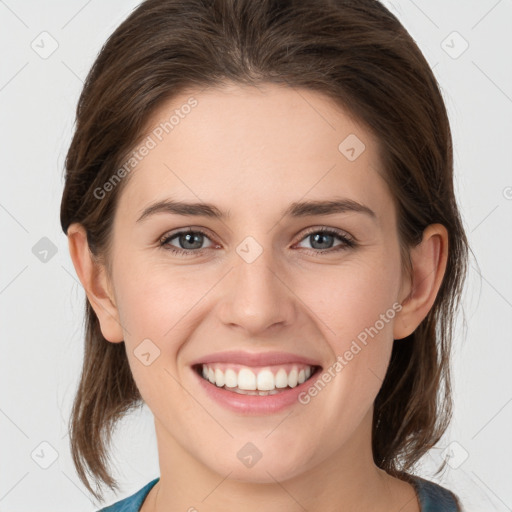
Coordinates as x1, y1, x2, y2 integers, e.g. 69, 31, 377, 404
1, 0, 511, 510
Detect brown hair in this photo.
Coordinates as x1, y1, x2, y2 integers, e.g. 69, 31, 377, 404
60, 0, 470, 502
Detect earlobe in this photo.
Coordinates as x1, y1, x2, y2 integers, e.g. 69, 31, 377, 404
67, 223, 124, 343
393, 224, 449, 340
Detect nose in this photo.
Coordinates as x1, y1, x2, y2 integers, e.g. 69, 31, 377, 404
216, 246, 297, 336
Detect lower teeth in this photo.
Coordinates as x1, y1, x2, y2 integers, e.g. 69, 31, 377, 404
202, 379, 292, 395
223, 386, 286, 396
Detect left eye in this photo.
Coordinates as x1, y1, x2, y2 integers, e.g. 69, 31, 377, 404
296, 228, 355, 252
159, 227, 356, 256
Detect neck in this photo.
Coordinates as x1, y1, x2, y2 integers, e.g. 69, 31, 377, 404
143, 410, 415, 512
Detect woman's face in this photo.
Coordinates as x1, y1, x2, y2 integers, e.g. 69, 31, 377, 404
105, 82, 410, 482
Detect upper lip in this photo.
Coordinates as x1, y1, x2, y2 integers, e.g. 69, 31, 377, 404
191, 350, 322, 367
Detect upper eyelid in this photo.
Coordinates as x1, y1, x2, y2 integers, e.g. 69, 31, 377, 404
160, 226, 216, 243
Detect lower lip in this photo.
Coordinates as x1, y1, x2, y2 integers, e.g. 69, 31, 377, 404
193, 367, 321, 415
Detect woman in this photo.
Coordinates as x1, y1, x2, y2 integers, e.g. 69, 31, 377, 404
60, 0, 469, 510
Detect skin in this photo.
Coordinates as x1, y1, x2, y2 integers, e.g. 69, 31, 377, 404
68, 82, 448, 512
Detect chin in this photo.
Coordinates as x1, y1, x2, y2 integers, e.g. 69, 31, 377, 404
204, 451, 311, 484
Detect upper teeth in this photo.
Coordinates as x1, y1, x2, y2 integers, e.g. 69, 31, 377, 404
201, 364, 314, 391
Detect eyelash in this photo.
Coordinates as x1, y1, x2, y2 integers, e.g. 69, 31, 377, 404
158, 227, 356, 257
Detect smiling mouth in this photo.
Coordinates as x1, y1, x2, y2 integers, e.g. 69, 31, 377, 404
193, 363, 322, 396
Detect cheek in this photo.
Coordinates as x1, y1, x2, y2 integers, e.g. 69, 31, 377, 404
295, 253, 402, 409
114, 268, 195, 414
112, 263, 218, 400
114, 262, 205, 340
297, 256, 401, 350
269, 260, 402, 471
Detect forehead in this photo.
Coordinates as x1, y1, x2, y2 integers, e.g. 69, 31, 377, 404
117, 82, 393, 224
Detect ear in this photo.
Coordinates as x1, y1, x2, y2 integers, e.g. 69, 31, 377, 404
67, 223, 124, 343
393, 223, 449, 340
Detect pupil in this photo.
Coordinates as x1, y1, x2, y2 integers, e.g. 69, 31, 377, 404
181, 232, 203, 249
311, 233, 333, 250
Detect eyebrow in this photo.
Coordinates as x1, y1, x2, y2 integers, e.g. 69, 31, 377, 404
136, 197, 377, 223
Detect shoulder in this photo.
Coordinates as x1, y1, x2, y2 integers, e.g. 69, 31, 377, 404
408, 474, 462, 512
97, 477, 160, 512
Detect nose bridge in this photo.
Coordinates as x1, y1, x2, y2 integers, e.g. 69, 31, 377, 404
218, 236, 296, 334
